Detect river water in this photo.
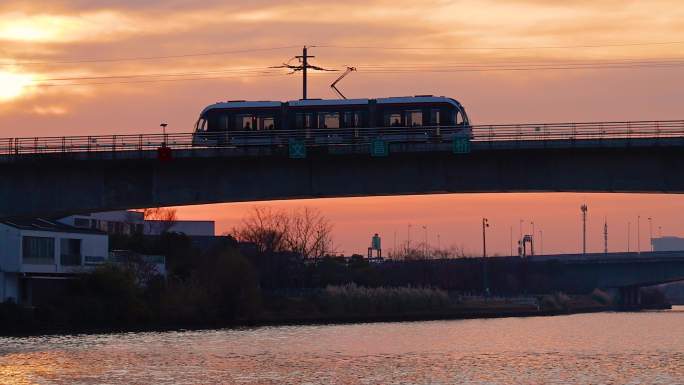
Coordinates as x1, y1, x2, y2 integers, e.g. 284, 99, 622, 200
1, 308, 683, 384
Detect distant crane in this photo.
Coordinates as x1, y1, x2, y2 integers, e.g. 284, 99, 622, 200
330, 66, 356, 99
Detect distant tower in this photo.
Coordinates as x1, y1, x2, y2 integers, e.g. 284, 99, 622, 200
603, 218, 608, 254
581, 204, 588, 254
368, 233, 382, 259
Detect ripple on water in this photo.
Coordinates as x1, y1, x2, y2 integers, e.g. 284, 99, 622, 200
0, 309, 683, 384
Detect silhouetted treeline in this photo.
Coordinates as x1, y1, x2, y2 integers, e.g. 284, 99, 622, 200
0, 233, 669, 335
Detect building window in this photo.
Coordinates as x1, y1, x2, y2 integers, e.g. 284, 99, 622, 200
60, 238, 82, 266
22, 236, 55, 264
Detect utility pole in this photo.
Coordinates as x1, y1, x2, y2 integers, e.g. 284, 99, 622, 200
531, 221, 535, 256
648, 217, 653, 252
482, 218, 490, 296
603, 218, 608, 254
637, 215, 641, 254
581, 204, 588, 254
295, 46, 313, 99
482, 218, 489, 257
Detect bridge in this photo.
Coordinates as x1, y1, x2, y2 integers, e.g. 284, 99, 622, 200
381, 250, 684, 306
2, 120, 684, 218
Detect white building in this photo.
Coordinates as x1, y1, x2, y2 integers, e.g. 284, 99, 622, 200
0, 218, 109, 304
58, 210, 215, 236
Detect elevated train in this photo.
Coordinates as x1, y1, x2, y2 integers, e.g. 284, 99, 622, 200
193, 95, 470, 146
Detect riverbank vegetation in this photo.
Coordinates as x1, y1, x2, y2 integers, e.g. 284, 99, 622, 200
0, 207, 672, 335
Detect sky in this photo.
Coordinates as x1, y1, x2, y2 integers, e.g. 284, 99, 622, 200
1, 0, 684, 255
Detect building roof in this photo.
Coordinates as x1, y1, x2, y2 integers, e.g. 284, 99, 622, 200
0, 218, 106, 234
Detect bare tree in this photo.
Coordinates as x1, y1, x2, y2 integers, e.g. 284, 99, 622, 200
233, 206, 335, 259
143, 207, 178, 235
286, 207, 335, 259
233, 206, 290, 253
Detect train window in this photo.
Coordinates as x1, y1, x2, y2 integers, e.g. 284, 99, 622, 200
295, 113, 313, 129
319, 112, 339, 129
405, 110, 422, 127
385, 112, 402, 127
195, 118, 208, 132
343, 112, 361, 128
260, 117, 275, 130
430, 109, 441, 126
455, 110, 464, 125
236, 115, 254, 130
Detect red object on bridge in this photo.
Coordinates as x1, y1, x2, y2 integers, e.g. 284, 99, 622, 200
157, 146, 172, 161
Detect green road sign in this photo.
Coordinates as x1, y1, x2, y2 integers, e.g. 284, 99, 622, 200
453, 136, 471, 154
289, 139, 306, 159
371, 139, 388, 157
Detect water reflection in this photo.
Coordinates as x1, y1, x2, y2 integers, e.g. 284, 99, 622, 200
1, 309, 683, 384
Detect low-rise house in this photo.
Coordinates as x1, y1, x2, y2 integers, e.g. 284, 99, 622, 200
0, 218, 108, 304
58, 210, 215, 236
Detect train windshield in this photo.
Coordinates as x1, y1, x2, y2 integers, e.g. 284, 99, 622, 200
195, 118, 207, 132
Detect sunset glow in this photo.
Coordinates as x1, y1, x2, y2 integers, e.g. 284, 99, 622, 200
0, 71, 32, 101
0, 1, 682, 253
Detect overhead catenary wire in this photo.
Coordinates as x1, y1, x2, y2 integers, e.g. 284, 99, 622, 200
4, 40, 684, 67
312, 40, 684, 50
0, 45, 302, 66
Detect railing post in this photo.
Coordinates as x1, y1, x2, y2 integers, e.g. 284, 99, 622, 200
139, 134, 143, 151
112, 135, 116, 153
62, 136, 66, 153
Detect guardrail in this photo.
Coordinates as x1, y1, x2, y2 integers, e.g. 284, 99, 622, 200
1, 120, 683, 156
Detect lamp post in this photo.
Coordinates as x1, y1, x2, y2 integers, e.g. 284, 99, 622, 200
482, 218, 489, 257
648, 217, 653, 252
160, 123, 168, 146
539, 229, 543, 255
407, 223, 412, 255
482, 218, 490, 296
581, 204, 588, 254
637, 215, 641, 254
531, 221, 535, 255
422, 225, 428, 258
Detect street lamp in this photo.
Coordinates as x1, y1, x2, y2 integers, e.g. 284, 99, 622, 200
648, 217, 653, 252
637, 215, 641, 254
581, 204, 588, 254
407, 223, 412, 254
160, 123, 168, 145
422, 225, 428, 258
482, 218, 490, 257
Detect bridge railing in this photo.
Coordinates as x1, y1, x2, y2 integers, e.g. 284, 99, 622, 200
1, 120, 684, 156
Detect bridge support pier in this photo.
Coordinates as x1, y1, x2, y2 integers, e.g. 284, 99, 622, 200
619, 286, 642, 309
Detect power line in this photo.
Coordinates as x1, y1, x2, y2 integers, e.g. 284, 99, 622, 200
313, 41, 684, 51
0, 45, 301, 66
25, 58, 684, 88
4, 40, 684, 67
